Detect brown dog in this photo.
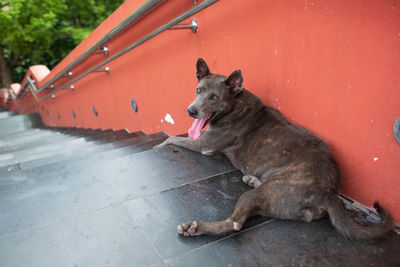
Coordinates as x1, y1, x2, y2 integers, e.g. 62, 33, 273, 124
156, 58, 393, 239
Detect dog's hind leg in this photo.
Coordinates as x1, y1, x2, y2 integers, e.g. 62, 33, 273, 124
177, 186, 267, 236
242, 175, 262, 188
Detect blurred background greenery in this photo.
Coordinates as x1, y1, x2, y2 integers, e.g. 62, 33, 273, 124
0, 0, 124, 88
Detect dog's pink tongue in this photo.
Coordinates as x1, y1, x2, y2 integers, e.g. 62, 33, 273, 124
188, 117, 208, 140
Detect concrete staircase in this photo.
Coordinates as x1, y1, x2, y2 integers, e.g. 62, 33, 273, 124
0, 110, 399, 267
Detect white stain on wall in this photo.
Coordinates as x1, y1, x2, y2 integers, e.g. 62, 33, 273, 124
164, 113, 174, 125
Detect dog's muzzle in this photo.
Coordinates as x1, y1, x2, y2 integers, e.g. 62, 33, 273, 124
187, 106, 198, 118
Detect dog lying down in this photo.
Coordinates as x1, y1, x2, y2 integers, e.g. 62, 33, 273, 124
155, 58, 393, 240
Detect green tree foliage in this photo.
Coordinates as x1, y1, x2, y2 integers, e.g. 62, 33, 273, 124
0, 0, 123, 87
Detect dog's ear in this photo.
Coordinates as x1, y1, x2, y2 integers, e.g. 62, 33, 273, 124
225, 70, 243, 95
196, 58, 210, 80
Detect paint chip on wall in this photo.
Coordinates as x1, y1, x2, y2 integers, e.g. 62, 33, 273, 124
373, 157, 379, 161
164, 113, 174, 125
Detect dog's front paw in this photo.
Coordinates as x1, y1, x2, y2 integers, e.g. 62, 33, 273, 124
153, 143, 165, 150
153, 138, 171, 150
177, 221, 200, 236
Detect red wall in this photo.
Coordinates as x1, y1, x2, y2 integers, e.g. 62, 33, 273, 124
14, 0, 400, 222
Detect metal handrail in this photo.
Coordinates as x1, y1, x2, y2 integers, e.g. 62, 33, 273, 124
169, 18, 198, 33
26, 77, 40, 102
34, 0, 220, 101
31, 0, 164, 94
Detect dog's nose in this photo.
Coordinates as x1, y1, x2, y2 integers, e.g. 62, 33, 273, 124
187, 107, 198, 118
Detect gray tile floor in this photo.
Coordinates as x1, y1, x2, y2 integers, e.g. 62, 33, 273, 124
1, 112, 399, 267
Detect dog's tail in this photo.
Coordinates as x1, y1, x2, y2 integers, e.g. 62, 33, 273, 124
325, 195, 393, 240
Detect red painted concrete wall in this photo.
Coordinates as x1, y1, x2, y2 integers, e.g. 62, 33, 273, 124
13, 0, 400, 222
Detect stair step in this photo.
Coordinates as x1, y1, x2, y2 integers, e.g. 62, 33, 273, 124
124, 170, 268, 259
0, 141, 113, 168
0, 131, 66, 151
0, 129, 46, 142
0, 200, 161, 267
55, 128, 103, 138
59, 128, 141, 143
0, 133, 120, 168
20, 132, 167, 172
0, 167, 120, 237
4, 135, 97, 155
0, 159, 18, 168
88, 130, 143, 143
25, 133, 168, 176
0, 133, 89, 154
0, 116, 34, 136
110, 132, 166, 148
88, 145, 235, 201
10, 132, 166, 172
0, 164, 20, 173
0, 111, 17, 119
0, 113, 43, 136
0, 145, 234, 237
0, 129, 144, 160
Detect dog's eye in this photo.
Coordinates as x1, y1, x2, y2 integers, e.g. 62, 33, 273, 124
196, 88, 201, 94
210, 94, 219, 100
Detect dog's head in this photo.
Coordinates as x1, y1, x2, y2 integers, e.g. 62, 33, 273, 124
187, 58, 243, 139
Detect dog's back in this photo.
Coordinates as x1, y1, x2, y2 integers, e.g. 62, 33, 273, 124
220, 88, 393, 239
